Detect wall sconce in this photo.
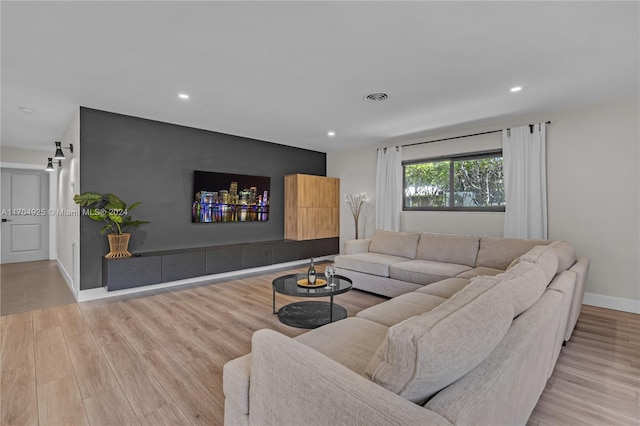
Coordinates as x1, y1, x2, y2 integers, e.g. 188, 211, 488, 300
54, 141, 74, 159
45, 157, 61, 171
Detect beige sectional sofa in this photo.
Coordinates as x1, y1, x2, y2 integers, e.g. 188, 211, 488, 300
334, 230, 588, 343
223, 231, 590, 426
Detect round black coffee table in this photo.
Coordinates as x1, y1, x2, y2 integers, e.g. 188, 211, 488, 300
272, 273, 353, 329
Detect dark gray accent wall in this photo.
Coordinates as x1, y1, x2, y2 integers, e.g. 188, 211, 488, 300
80, 107, 326, 290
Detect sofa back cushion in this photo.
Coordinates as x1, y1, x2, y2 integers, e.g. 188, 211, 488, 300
365, 277, 514, 405
416, 233, 480, 267
369, 230, 420, 259
548, 240, 577, 273
516, 245, 559, 283
496, 261, 550, 317
476, 236, 550, 270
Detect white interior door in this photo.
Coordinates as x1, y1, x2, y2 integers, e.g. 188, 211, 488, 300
1, 168, 49, 264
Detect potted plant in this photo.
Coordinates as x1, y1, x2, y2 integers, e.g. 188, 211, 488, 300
74, 192, 150, 259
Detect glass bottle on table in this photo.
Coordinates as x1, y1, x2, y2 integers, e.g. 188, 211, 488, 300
307, 257, 317, 285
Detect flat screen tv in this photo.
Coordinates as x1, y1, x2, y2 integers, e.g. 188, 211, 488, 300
192, 170, 270, 223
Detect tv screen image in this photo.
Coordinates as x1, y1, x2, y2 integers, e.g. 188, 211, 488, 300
192, 170, 270, 223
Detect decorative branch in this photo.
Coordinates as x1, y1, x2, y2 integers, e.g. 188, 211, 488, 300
344, 192, 367, 239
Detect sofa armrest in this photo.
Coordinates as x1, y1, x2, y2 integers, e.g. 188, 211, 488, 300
547, 270, 577, 375
344, 238, 371, 254
565, 257, 590, 341
223, 354, 252, 426
248, 329, 452, 426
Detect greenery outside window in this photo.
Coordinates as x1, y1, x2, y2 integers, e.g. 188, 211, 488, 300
403, 151, 505, 211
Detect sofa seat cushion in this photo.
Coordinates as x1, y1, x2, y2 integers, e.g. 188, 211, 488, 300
476, 236, 550, 270
456, 266, 504, 279
365, 277, 514, 405
389, 260, 472, 285
417, 233, 479, 267
334, 253, 410, 278
356, 293, 447, 327
295, 317, 389, 376
369, 229, 421, 259
415, 277, 470, 299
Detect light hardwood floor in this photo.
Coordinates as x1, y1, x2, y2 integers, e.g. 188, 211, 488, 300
1, 265, 638, 425
1, 261, 76, 316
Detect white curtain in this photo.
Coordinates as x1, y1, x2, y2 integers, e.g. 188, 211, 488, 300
502, 123, 547, 239
376, 146, 402, 231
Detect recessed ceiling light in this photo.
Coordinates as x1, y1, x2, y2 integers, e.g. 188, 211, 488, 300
510, 87, 522, 93
364, 93, 388, 102
18, 106, 35, 114
178, 93, 190, 100
327, 131, 336, 137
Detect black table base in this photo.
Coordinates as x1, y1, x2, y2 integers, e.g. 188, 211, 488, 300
277, 301, 347, 329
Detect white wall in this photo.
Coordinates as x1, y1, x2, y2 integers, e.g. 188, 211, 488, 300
545, 97, 639, 309
56, 109, 81, 295
0, 146, 50, 165
334, 147, 378, 241
328, 96, 640, 311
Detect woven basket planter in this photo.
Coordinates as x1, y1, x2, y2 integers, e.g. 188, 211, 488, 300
106, 233, 132, 259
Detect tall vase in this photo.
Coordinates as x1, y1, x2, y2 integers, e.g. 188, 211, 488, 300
354, 217, 359, 239
345, 192, 367, 241
105, 233, 132, 259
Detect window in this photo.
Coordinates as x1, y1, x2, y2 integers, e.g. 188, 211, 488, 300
403, 151, 505, 211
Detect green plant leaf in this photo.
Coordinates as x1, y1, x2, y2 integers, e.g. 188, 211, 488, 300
105, 193, 126, 211
88, 208, 107, 221
127, 220, 150, 227
73, 192, 103, 207
128, 201, 142, 211
106, 193, 123, 204
109, 213, 123, 223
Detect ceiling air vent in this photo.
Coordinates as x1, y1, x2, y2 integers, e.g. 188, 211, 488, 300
364, 93, 388, 102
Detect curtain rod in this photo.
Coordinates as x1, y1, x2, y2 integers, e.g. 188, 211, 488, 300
401, 121, 551, 148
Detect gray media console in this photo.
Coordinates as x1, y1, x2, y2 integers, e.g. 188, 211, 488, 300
102, 237, 339, 291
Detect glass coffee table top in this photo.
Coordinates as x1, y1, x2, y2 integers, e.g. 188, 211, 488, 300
272, 273, 352, 297
272, 273, 352, 329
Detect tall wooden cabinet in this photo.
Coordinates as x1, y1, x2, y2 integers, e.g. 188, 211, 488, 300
285, 174, 340, 241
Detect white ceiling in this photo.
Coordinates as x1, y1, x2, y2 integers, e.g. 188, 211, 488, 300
2, 1, 638, 153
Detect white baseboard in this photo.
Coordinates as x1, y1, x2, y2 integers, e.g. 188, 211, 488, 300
57, 260, 78, 299
77, 255, 335, 302
583, 292, 640, 314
